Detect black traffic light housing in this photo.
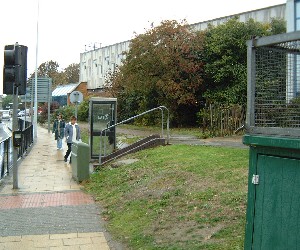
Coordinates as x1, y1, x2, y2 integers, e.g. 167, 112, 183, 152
3, 43, 28, 95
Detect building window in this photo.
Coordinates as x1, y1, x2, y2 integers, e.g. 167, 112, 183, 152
111, 63, 115, 72
296, 0, 300, 30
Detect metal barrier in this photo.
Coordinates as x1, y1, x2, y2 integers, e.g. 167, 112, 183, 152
99, 106, 169, 164
18, 124, 33, 158
0, 118, 34, 181
0, 137, 13, 180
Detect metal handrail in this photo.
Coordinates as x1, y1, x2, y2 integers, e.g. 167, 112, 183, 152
99, 106, 169, 164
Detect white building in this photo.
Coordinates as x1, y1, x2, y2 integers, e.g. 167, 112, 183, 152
286, 0, 300, 101
80, 3, 286, 91
80, 41, 130, 91
286, 0, 300, 31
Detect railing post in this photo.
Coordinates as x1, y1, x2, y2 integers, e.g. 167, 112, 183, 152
166, 107, 170, 144
99, 132, 102, 164
6, 139, 9, 174
98, 106, 171, 163
161, 108, 164, 138
104, 130, 107, 156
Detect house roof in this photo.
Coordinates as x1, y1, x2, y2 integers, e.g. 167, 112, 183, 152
52, 83, 79, 97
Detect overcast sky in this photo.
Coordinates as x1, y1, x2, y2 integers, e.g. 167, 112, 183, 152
0, 0, 286, 90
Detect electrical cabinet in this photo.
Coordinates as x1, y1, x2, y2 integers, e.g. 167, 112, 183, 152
243, 135, 300, 250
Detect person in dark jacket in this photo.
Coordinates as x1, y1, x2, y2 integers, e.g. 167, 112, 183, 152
64, 115, 81, 163
52, 114, 65, 150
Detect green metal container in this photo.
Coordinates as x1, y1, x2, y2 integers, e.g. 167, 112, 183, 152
244, 31, 300, 249
71, 141, 90, 182
243, 135, 300, 250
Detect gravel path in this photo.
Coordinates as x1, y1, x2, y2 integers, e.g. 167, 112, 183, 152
79, 123, 247, 149
116, 127, 246, 148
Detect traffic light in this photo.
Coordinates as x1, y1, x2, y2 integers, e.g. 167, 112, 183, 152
3, 43, 28, 95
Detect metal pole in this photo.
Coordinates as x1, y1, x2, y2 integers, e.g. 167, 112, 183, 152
99, 133, 102, 164
160, 108, 164, 138
48, 78, 52, 133
75, 102, 78, 119
33, 0, 40, 139
246, 39, 256, 129
30, 79, 34, 123
12, 86, 19, 189
165, 107, 170, 144
24, 93, 27, 125
167, 115, 170, 144
47, 100, 50, 133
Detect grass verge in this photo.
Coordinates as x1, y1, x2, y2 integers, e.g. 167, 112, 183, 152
84, 144, 249, 249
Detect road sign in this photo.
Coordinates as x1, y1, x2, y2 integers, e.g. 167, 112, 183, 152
21, 78, 52, 102
70, 91, 83, 104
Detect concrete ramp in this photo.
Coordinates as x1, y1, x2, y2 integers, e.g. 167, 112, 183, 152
99, 134, 165, 166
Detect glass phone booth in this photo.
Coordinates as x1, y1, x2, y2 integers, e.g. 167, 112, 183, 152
89, 97, 117, 159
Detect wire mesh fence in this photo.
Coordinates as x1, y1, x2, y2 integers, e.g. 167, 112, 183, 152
247, 31, 300, 137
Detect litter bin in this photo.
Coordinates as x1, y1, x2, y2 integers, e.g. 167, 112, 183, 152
71, 141, 90, 182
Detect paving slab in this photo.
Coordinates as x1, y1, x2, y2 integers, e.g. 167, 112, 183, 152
0, 125, 114, 250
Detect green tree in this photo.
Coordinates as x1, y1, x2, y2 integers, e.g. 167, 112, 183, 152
28, 61, 80, 90
28, 60, 67, 89
269, 17, 286, 34
37, 60, 60, 78
202, 17, 286, 105
106, 20, 205, 126
2, 95, 13, 109
77, 99, 89, 122
53, 105, 75, 123
64, 63, 80, 83
38, 101, 60, 124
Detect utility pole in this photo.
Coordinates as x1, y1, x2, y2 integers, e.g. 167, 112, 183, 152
3, 43, 28, 189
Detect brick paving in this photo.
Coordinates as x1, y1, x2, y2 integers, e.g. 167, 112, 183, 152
0, 191, 94, 209
0, 125, 114, 250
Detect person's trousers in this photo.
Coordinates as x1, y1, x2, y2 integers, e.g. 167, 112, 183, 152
57, 138, 62, 149
64, 143, 72, 161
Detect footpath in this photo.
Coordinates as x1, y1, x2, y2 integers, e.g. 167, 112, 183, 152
0, 125, 114, 250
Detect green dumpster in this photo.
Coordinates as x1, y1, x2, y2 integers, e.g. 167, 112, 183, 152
71, 141, 90, 182
244, 32, 300, 249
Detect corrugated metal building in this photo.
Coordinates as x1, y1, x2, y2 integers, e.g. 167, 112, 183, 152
52, 83, 79, 106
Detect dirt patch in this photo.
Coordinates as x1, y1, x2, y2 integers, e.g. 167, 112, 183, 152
149, 220, 224, 245
118, 168, 238, 246
122, 168, 219, 200
111, 158, 139, 168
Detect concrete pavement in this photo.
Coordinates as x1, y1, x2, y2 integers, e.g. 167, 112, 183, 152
0, 125, 113, 249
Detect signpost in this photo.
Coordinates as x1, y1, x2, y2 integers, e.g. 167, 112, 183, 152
22, 77, 52, 133
70, 91, 83, 119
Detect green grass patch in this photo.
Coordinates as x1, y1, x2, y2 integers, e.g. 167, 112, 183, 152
84, 144, 249, 249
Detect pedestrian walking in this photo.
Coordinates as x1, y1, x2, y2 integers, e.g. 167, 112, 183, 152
52, 114, 65, 150
64, 115, 81, 163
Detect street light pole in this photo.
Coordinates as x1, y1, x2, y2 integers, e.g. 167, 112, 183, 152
12, 86, 19, 189
33, 0, 40, 139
